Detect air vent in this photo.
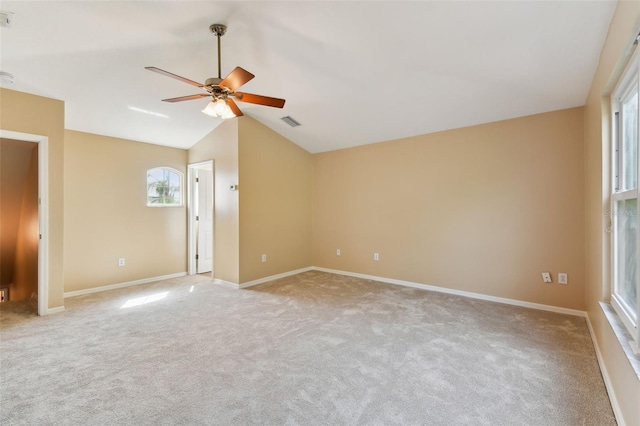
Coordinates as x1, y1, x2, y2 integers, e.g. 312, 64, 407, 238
281, 116, 301, 127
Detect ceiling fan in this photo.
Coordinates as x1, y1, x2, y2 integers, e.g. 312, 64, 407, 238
146, 24, 285, 119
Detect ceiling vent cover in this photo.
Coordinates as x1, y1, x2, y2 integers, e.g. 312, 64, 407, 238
281, 116, 301, 127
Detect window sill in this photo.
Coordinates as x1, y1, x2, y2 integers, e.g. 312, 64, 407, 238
599, 301, 640, 380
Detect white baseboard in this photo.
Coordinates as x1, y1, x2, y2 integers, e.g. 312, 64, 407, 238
40, 305, 65, 316
63, 272, 187, 298
585, 315, 624, 426
312, 267, 587, 317
212, 267, 313, 290
238, 267, 313, 289
213, 278, 239, 289
66, 266, 585, 318
214, 265, 587, 317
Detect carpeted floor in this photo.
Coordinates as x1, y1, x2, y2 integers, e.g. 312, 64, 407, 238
0, 271, 615, 425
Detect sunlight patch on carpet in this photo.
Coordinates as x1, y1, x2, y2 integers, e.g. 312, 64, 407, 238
121, 292, 168, 309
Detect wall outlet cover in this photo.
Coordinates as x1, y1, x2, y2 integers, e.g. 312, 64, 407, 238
558, 273, 568, 285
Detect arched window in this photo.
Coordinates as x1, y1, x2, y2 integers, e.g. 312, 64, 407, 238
147, 167, 183, 207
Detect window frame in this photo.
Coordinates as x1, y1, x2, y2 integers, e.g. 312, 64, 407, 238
146, 167, 184, 207
611, 46, 640, 352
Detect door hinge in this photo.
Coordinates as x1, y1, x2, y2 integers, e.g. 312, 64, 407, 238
196, 215, 199, 221
39, 234, 42, 240
195, 254, 199, 260
196, 177, 199, 183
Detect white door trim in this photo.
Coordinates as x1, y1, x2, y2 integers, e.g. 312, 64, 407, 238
187, 160, 214, 277
0, 129, 49, 316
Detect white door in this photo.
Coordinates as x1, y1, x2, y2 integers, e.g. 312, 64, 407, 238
196, 169, 214, 273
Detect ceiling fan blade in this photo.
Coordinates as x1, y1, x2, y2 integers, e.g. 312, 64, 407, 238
145, 66, 203, 88
227, 99, 244, 117
161, 94, 211, 103
219, 67, 255, 91
234, 92, 286, 108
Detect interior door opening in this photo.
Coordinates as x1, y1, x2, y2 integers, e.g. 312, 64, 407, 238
0, 130, 49, 316
188, 161, 214, 277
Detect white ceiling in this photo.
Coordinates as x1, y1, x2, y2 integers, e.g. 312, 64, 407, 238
0, 1, 616, 153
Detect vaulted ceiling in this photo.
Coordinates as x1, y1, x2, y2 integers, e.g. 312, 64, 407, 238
0, 1, 616, 153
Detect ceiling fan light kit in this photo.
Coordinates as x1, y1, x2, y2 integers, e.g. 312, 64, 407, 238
146, 23, 285, 120
202, 98, 235, 119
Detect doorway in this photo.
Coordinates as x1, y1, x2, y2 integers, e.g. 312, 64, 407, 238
188, 161, 214, 277
0, 129, 49, 316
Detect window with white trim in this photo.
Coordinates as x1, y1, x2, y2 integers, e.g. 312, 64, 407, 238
147, 167, 183, 207
611, 46, 640, 352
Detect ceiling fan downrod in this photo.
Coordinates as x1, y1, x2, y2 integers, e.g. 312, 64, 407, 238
209, 24, 227, 80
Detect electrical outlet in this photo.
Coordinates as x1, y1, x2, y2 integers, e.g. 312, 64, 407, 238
374, 253, 379, 261
558, 273, 568, 285
336, 249, 341, 256
541, 272, 552, 283
261, 254, 267, 263
118, 258, 125, 267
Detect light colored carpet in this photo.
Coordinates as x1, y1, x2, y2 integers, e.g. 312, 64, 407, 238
0, 271, 615, 425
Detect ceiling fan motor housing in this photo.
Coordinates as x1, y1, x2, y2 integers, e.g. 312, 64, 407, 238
205, 77, 224, 87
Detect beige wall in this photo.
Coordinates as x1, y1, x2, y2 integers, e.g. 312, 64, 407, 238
188, 120, 240, 284
13, 145, 39, 301
313, 108, 585, 310
238, 116, 313, 283
584, 1, 640, 424
0, 88, 65, 309
64, 130, 187, 292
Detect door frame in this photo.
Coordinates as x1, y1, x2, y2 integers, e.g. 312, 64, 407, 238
187, 160, 214, 277
0, 129, 49, 316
